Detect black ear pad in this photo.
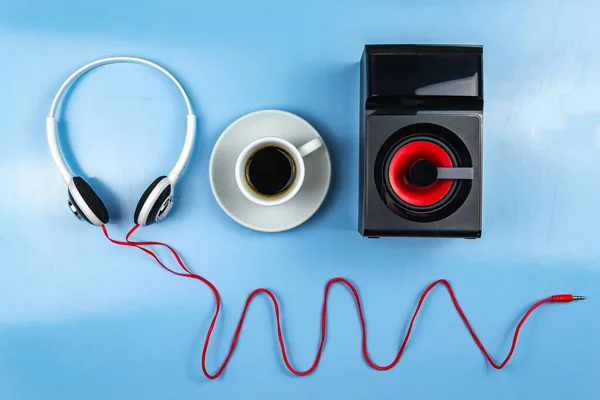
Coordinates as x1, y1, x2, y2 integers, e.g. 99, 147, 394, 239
146, 185, 172, 226
67, 177, 109, 225
134, 176, 172, 226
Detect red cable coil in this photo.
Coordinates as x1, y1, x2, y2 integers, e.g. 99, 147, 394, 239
102, 224, 579, 379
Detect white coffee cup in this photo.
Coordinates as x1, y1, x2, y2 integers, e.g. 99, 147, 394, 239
235, 136, 323, 206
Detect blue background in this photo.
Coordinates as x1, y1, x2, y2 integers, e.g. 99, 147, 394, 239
1, 0, 599, 398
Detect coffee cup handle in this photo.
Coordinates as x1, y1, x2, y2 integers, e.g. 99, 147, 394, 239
297, 138, 323, 157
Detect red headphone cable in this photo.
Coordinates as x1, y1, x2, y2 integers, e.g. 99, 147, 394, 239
101, 224, 585, 379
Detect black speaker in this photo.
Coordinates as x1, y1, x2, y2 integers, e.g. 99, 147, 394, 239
358, 45, 483, 238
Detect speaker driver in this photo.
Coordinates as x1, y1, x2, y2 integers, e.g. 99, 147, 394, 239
374, 123, 472, 223
387, 140, 454, 207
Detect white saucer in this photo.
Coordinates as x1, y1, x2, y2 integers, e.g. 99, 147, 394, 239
209, 110, 331, 232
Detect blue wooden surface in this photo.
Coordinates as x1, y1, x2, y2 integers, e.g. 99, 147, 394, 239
0, 0, 598, 398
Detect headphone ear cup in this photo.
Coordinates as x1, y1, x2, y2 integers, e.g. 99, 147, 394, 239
67, 177, 109, 226
134, 176, 173, 226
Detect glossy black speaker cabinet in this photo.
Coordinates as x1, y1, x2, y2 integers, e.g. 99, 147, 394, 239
358, 45, 483, 238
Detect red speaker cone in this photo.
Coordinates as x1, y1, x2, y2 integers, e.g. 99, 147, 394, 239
388, 141, 453, 207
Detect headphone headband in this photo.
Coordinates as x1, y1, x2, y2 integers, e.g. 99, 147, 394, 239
46, 56, 196, 185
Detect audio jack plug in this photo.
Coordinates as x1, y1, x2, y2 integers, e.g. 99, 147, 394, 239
551, 294, 586, 302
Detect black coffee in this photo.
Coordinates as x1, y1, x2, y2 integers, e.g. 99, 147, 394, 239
245, 146, 296, 197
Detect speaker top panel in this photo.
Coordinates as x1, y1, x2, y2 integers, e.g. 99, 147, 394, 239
361, 45, 483, 111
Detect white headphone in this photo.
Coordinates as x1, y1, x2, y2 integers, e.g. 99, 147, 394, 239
46, 56, 196, 227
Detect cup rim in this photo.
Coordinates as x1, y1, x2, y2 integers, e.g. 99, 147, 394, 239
235, 137, 306, 207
